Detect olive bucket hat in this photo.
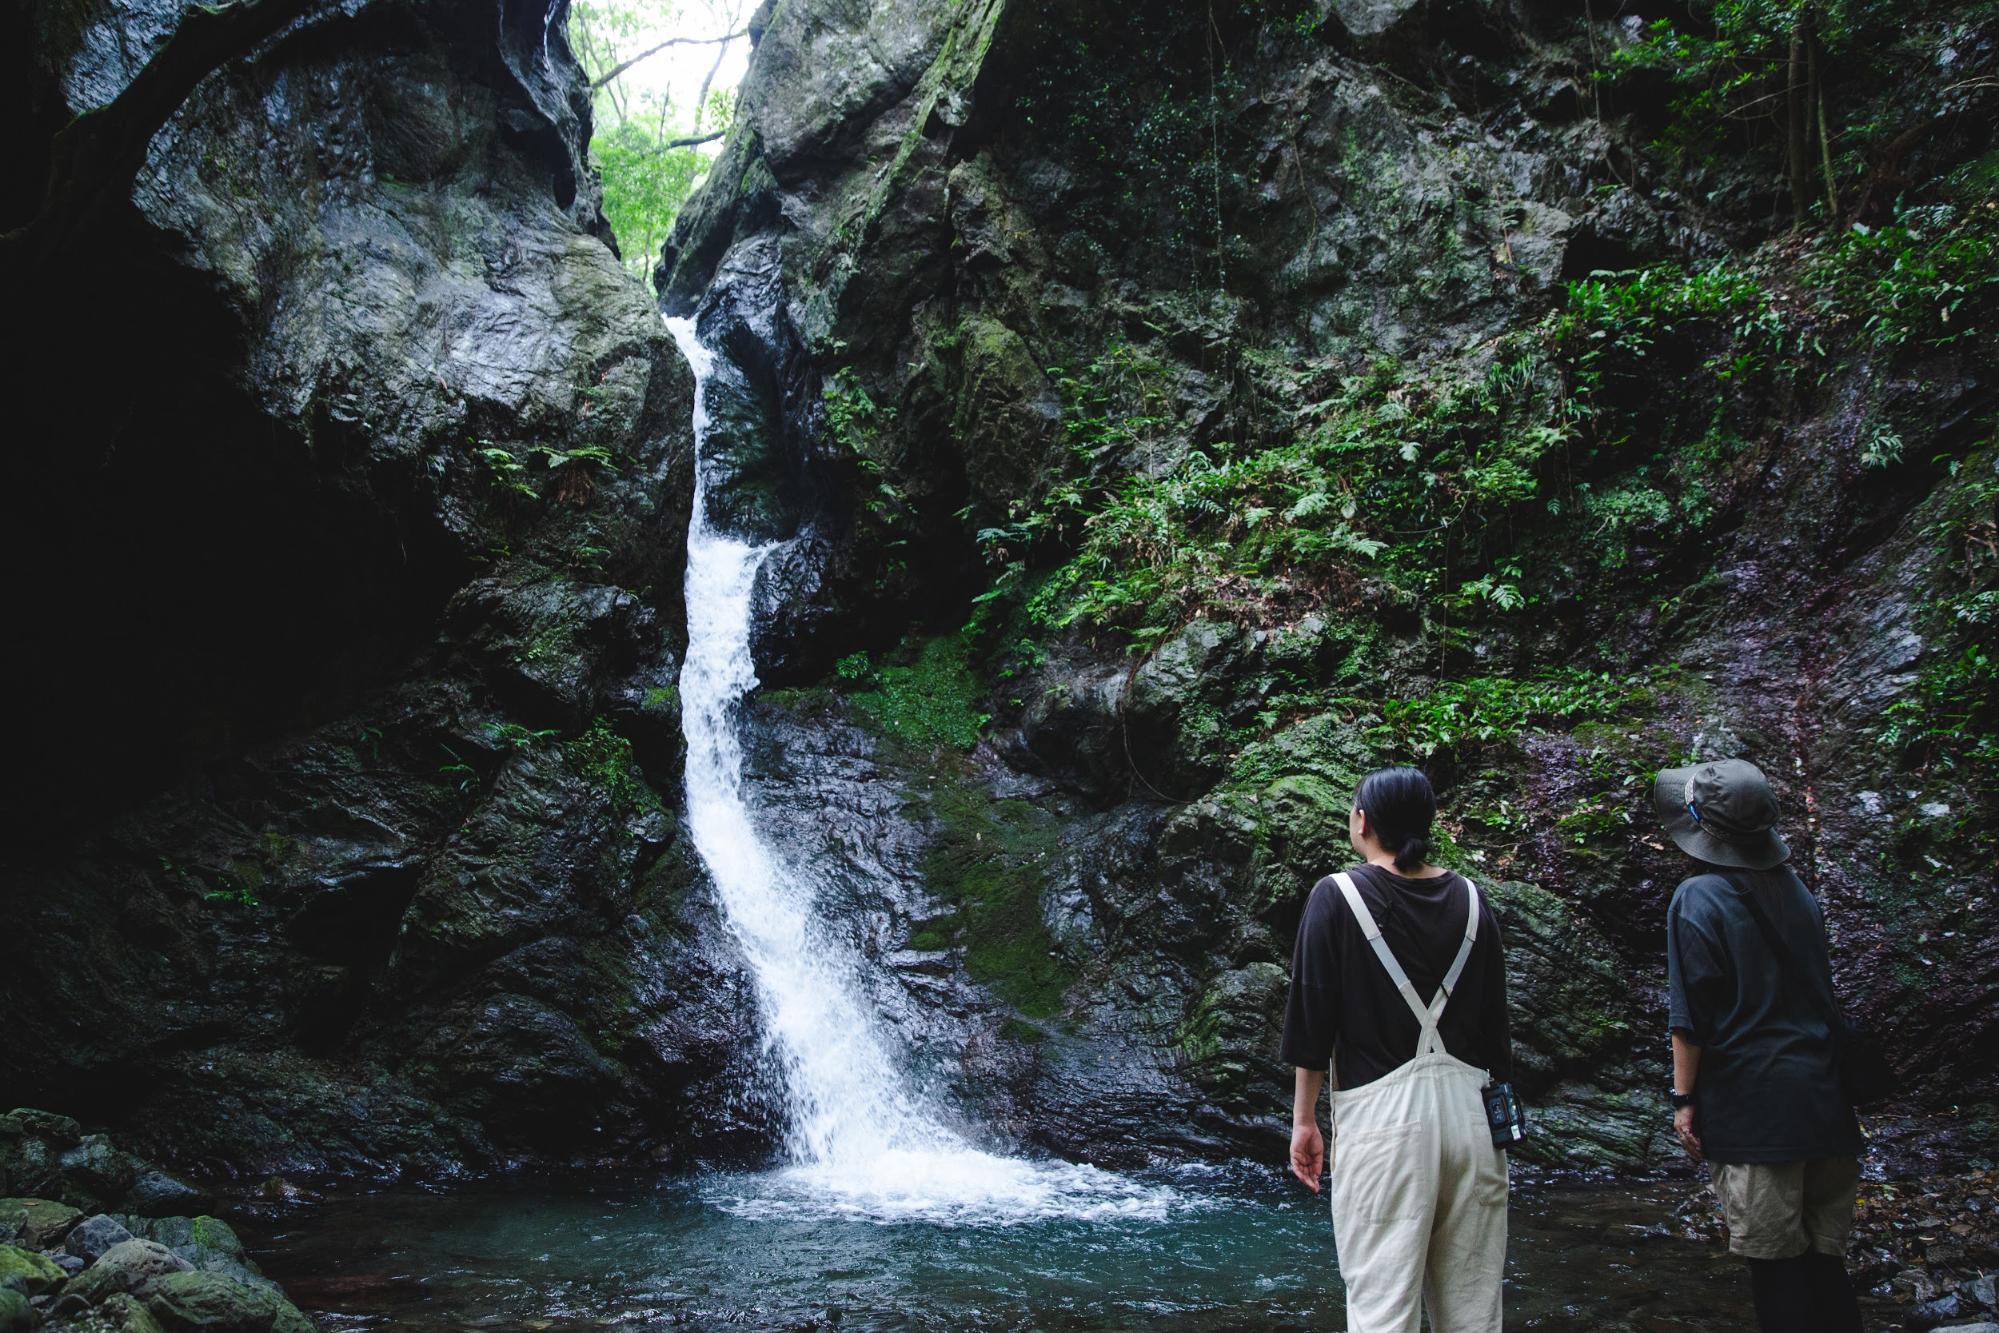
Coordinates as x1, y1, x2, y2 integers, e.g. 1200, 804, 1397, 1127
1653, 757, 1790, 870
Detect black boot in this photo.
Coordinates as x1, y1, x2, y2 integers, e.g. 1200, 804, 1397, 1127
1803, 1250, 1863, 1332
1745, 1253, 1816, 1333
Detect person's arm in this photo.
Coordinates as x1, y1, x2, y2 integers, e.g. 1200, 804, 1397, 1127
1671, 1029, 1702, 1160
1291, 1066, 1327, 1192
1665, 884, 1718, 1161
1482, 907, 1513, 1082
1280, 881, 1340, 1192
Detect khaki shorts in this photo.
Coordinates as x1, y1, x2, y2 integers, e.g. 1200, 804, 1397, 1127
1710, 1157, 1860, 1260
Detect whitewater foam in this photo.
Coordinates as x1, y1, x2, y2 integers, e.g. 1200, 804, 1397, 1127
666, 314, 1188, 1225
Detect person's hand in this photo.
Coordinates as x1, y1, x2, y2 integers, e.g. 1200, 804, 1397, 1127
1674, 1104, 1702, 1161
1290, 1121, 1325, 1193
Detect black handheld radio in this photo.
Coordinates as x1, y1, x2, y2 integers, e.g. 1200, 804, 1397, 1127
1482, 1081, 1528, 1149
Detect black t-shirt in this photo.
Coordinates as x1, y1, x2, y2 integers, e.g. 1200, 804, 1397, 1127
1667, 867, 1864, 1163
1280, 864, 1513, 1089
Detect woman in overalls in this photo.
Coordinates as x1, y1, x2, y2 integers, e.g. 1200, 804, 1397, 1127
1282, 766, 1513, 1332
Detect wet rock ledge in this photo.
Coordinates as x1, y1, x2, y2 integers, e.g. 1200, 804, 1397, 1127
1, 1109, 314, 1333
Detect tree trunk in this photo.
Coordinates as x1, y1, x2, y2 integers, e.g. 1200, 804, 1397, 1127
1811, 33, 1839, 225
1787, 7, 1811, 227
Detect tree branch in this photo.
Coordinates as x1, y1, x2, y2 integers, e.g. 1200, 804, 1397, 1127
590, 30, 745, 90
661, 130, 725, 150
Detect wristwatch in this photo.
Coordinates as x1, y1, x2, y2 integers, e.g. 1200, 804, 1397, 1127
1668, 1089, 1695, 1109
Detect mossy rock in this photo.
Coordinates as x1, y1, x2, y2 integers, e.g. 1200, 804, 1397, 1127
918, 776, 1072, 1018
145, 1270, 315, 1333
1251, 773, 1356, 909
1175, 962, 1289, 1104
846, 635, 989, 753
0, 1242, 63, 1295
5, 1111, 80, 1148
64, 1238, 192, 1305
1482, 879, 1636, 1086
0, 1196, 81, 1247
91, 1292, 170, 1333
0, 1288, 32, 1333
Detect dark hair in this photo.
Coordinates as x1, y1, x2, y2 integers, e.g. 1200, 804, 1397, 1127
1354, 766, 1437, 872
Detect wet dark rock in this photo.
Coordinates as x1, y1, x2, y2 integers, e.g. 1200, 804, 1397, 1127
66, 1216, 135, 1265
62, 1239, 190, 1306
0, 0, 732, 1179
7, 1116, 80, 1151
121, 1176, 205, 1223
1921, 1294, 1974, 1327
142, 1269, 315, 1333
1, 1200, 83, 1251
57, 1140, 142, 1213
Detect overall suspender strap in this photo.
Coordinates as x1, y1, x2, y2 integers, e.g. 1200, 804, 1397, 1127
1332, 872, 1482, 1057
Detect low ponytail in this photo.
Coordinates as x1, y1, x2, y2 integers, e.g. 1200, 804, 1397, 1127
1354, 767, 1438, 873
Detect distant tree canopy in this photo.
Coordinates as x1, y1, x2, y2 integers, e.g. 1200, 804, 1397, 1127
570, 0, 747, 281
1611, 0, 1994, 226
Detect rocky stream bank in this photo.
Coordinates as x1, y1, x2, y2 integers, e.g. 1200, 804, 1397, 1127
1, 1109, 315, 1332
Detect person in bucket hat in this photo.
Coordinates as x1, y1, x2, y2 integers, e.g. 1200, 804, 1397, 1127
1657, 758, 1866, 1333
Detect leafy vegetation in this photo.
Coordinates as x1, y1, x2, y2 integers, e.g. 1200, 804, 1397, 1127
954, 168, 1999, 652
841, 635, 991, 752
567, 718, 655, 813
1877, 449, 1999, 780
1372, 669, 1669, 757
972, 254, 1788, 646
569, 0, 748, 278
1803, 202, 1999, 349
1606, 0, 1991, 225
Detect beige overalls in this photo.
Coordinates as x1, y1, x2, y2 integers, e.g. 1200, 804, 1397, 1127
1327, 872, 1509, 1333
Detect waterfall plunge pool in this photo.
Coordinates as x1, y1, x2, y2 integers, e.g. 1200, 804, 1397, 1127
246, 1164, 1815, 1330
404, 321, 1856, 1331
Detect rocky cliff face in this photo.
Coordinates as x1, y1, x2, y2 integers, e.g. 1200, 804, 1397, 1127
663, 0, 1998, 1170
0, 0, 770, 1175
1, 0, 1991, 1187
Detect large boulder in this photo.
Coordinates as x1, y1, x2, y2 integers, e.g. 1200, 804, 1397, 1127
66, 1215, 137, 1264
0, 1243, 64, 1296
62, 1239, 193, 1306
1, 1198, 82, 1250
144, 1270, 316, 1333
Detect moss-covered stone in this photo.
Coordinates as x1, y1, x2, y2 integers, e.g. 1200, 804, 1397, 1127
145, 1269, 315, 1333
0, 1197, 81, 1248
64, 1237, 192, 1305
846, 635, 991, 753
0, 1242, 64, 1294
91, 1292, 170, 1333
918, 777, 1073, 1019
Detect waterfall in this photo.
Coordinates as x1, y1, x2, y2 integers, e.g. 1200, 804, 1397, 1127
665, 316, 1182, 1225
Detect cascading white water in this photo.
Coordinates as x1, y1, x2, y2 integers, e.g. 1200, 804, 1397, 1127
665, 315, 1184, 1225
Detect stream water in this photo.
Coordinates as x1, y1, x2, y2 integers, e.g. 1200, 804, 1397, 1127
244, 319, 1843, 1330
250, 1169, 1803, 1330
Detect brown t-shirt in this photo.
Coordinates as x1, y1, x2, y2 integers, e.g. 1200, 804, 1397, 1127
1280, 863, 1513, 1089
